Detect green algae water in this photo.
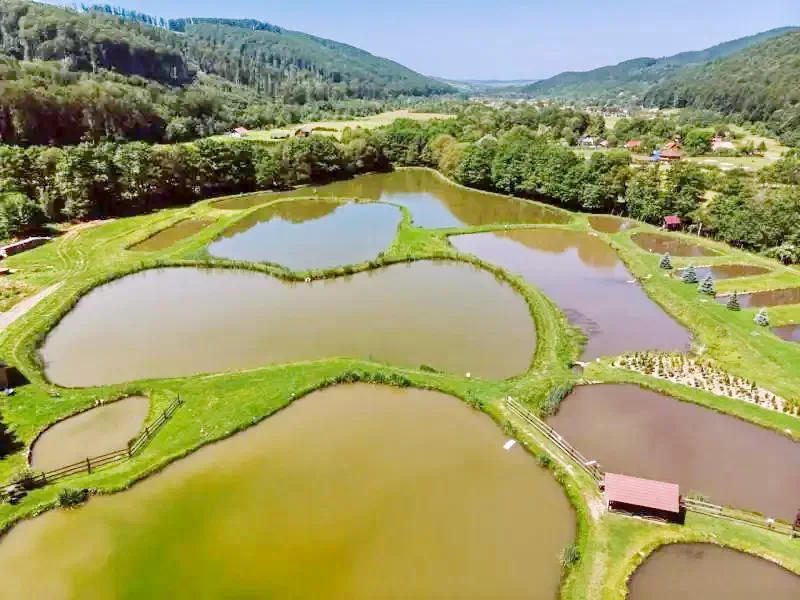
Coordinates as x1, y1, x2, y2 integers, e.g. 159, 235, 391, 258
0, 385, 575, 599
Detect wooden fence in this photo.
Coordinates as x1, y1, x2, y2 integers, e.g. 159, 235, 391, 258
505, 397, 603, 482
683, 497, 799, 537
10, 396, 184, 490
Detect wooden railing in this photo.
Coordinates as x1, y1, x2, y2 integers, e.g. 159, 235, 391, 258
682, 497, 798, 537
505, 397, 603, 482
7, 396, 184, 490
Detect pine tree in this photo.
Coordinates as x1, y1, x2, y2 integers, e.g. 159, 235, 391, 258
754, 308, 769, 326
698, 274, 716, 295
659, 253, 673, 270
682, 264, 698, 283
726, 291, 741, 311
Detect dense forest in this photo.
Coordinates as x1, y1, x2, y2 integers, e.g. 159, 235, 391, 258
644, 31, 800, 145
0, 1, 451, 145
1, 105, 797, 262
522, 27, 796, 103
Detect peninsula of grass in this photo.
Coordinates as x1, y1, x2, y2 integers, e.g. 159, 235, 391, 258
0, 170, 798, 599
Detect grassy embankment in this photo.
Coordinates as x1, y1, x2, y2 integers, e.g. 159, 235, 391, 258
0, 169, 798, 598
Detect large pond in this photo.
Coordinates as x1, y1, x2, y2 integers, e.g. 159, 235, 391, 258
689, 264, 770, 280
548, 384, 800, 520
632, 232, 719, 257
40, 262, 536, 387
718, 287, 800, 308
208, 199, 402, 270
216, 169, 570, 228
130, 219, 211, 252
450, 230, 690, 359
0, 384, 575, 599
629, 544, 800, 599
588, 215, 634, 233
31, 396, 150, 472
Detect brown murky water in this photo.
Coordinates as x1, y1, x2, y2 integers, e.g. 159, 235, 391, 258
548, 384, 800, 520
30, 396, 150, 472
130, 220, 211, 252
216, 169, 569, 228
774, 324, 800, 343
208, 199, 402, 270
629, 544, 800, 599
691, 264, 770, 280
632, 232, 719, 257
450, 230, 690, 359
0, 384, 575, 599
588, 215, 634, 233
718, 287, 800, 308
40, 262, 536, 387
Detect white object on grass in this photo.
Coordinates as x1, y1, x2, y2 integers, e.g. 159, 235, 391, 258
503, 440, 517, 451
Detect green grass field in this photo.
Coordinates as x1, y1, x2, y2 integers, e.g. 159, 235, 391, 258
0, 168, 798, 598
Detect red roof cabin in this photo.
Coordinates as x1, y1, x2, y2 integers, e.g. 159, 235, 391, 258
663, 215, 681, 230
604, 473, 683, 522
624, 140, 642, 150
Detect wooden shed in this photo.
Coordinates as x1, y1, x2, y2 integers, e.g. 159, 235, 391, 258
663, 215, 682, 230
604, 473, 682, 522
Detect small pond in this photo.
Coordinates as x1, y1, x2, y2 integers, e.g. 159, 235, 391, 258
216, 169, 569, 228
31, 396, 150, 472
40, 262, 536, 387
688, 264, 770, 280
0, 384, 575, 599
629, 544, 800, 599
632, 232, 719, 257
548, 384, 800, 520
718, 287, 800, 308
207, 199, 402, 270
588, 215, 634, 233
130, 220, 211, 252
774, 324, 800, 343
450, 230, 690, 359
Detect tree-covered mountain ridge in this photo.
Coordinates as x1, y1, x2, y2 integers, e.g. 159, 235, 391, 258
523, 26, 798, 101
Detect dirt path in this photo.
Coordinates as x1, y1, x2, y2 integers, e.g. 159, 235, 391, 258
0, 282, 63, 333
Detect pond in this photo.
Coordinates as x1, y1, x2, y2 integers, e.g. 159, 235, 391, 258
774, 324, 800, 343
30, 396, 150, 472
689, 264, 770, 280
632, 232, 719, 257
207, 199, 402, 270
548, 384, 800, 520
0, 384, 575, 599
129, 220, 211, 252
40, 262, 536, 387
450, 230, 690, 359
629, 544, 800, 599
588, 215, 634, 233
718, 287, 800, 308
216, 169, 569, 228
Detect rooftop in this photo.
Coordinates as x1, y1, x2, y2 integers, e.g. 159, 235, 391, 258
604, 472, 680, 514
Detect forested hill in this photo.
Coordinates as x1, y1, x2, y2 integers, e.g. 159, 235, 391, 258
523, 27, 797, 102
643, 31, 800, 145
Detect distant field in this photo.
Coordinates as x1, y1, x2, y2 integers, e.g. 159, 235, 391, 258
208, 110, 454, 142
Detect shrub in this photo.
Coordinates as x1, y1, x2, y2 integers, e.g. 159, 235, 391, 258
11, 467, 42, 491
541, 383, 574, 417
753, 308, 769, 327
681, 264, 698, 284
659, 253, 673, 270
697, 274, 716, 295
726, 291, 741, 311
58, 488, 89, 508
560, 542, 581, 573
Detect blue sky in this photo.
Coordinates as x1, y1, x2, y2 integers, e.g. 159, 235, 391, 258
58, 0, 798, 79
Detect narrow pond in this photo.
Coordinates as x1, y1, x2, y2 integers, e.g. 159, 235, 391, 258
629, 544, 799, 599
688, 264, 770, 280
718, 287, 800, 308
632, 232, 719, 257
31, 396, 150, 472
774, 324, 800, 343
40, 262, 536, 387
588, 215, 634, 233
450, 230, 690, 359
216, 169, 569, 228
130, 219, 211, 252
208, 199, 402, 270
548, 384, 800, 520
0, 384, 575, 599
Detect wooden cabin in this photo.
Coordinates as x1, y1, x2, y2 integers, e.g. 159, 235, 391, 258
663, 215, 682, 230
624, 140, 642, 151
0, 237, 50, 258
603, 473, 682, 522
231, 127, 249, 138
294, 128, 312, 138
